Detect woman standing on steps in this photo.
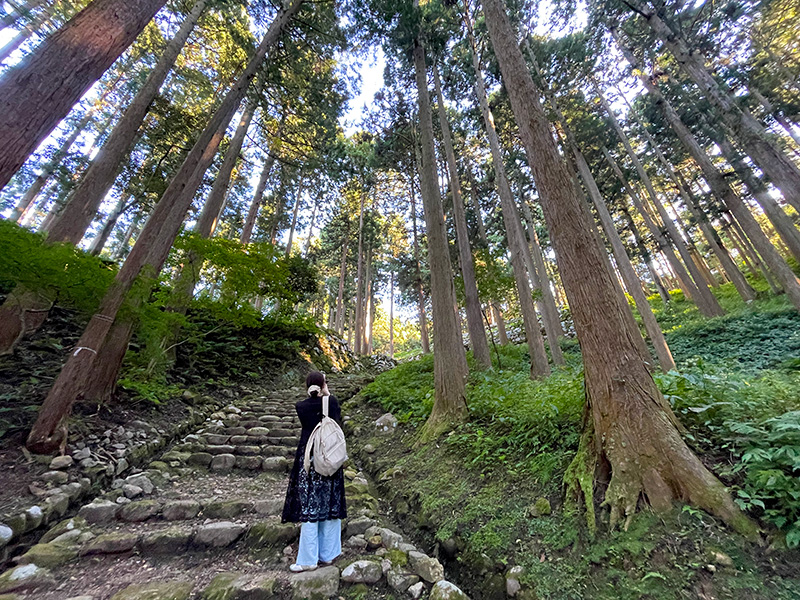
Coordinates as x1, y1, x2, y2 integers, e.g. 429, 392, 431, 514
282, 371, 347, 572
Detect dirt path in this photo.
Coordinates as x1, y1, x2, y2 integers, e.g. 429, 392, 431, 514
0, 373, 468, 600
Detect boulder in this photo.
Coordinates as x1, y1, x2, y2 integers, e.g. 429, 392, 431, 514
122, 484, 143, 499
345, 516, 376, 537
120, 500, 160, 522
78, 500, 119, 524
193, 522, 246, 547
408, 551, 444, 583
379, 527, 403, 550
80, 533, 139, 555
41, 471, 69, 485
407, 581, 425, 599
140, 527, 192, 554
17, 543, 76, 568
430, 581, 470, 600
24, 506, 43, 532
386, 568, 419, 593
235, 456, 262, 470
49, 456, 74, 470
261, 457, 289, 472
246, 517, 298, 547
187, 452, 213, 467
125, 475, 154, 494
109, 581, 193, 600
374, 413, 398, 432
0, 526, 12, 549
253, 498, 283, 516
210, 454, 236, 472
341, 560, 382, 584
0, 564, 54, 593
289, 566, 339, 600
45, 493, 70, 519
201, 572, 276, 600
162, 500, 200, 521
345, 535, 368, 551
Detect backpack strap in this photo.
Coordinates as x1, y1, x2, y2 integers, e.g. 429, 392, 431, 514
322, 395, 329, 418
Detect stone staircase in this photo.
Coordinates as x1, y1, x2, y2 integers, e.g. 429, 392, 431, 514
0, 373, 470, 600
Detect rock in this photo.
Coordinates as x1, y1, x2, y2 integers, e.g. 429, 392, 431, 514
193, 521, 246, 547
506, 566, 523, 597
207, 445, 236, 456
162, 500, 200, 521
386, 568, 419, 593
363, 444, 376, 454
235, 456, 262, 470
345, 535, 368, 551
115, 458, 129, 475
261, 457, 289, 472
408, 551, 444, 583
379, 527, 403, 550
204, 500, 252, 520
202, 572, 276, 600
711, 551, 735, 568
81, 533, 139, 555
24, 507, 43, 531
374, 413, 398, 432
80, 458, 98, 469
367, 534, 383, 550
341, 560, 382, 584
72, 447, 91, 461
247, 427, 270, 436
122, 484, 143, 499
0, 526, 12, 549
527, 497, 551, 518
210, 454, 237, 472
140, 527, 192, 554
289, 566, 339, 600
44, 493, 70, 519
41, 470, 69, 484
430, 580, 470, 600
129, 420, 154, 431
345, 516, 376, 536
161, 451, 190, 463
125, 474, 154, 494
61, 482, 84, 500
407, 581, 425, 599
246, 517, 298, 547
40, 517, 85, 543
120, 500, 160, 522
49, 529, 82, 545
235, 445, 261, 456
187, 452, 213, 467
49, 456, 74, 470
109, 581, 193, 600
397, 542, 416, 553
253, 498, 283, 516
205, 434, 231, 445
0, 564, 54, 593
4, 514, 25, 538
17, 543, 77, 568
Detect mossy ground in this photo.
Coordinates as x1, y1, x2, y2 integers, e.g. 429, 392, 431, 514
345, 285, 800, 600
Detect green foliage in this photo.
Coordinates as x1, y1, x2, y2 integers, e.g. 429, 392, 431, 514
658, 364, 800, 545
0, 220, 116, 313
361, 353, 434, 422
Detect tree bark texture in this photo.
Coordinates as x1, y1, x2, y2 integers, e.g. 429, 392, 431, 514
0, 0, 168, 191
464, 10, 550, 377
408, 168, 431, 354
482, 0, 755, 535
412, 36, 468, 435
25, 0, 304, 453
241, 148, 278, 244
433, 63, 491, 368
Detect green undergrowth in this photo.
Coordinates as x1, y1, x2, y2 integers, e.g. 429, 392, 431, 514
352, 300, 800, 598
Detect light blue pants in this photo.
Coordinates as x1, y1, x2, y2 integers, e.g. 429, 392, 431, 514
296, 519, 342, 566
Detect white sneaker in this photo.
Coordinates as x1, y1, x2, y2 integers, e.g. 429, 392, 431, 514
290, 564, 318, 572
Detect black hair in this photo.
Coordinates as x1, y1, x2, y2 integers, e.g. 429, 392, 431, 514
305, 371, 325, 397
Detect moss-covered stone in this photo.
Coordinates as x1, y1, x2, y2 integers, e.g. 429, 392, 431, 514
0, 565, 54, 593
245, 517, 298, 547
17, 543, 77, 568
40, 517, 87, 544
203, 500, 252, 519
201, 572, 276, 600
109, 581, 193, 600
528, 497, 551, 518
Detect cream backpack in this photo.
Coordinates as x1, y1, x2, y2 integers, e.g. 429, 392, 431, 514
303, 395, 348, 476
